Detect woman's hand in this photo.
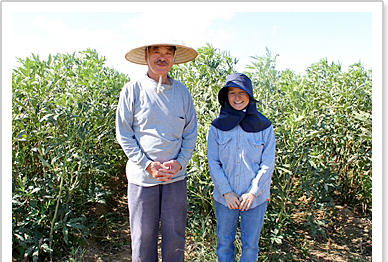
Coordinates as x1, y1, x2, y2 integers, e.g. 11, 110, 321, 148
239, 193, 256, 211
224, 192, 242, 209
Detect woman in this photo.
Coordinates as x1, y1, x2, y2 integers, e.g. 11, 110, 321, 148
207, 73, 276, 261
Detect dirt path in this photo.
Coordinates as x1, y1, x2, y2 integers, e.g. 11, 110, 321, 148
290, 206, 372, 261
81, 174, 372, 262
82, 175, 132, 262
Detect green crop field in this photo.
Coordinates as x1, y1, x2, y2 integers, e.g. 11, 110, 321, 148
12, 45, 372, 261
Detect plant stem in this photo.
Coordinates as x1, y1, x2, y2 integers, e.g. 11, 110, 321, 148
49, 172, 64, 261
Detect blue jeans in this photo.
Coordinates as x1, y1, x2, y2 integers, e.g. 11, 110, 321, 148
215, 200, 268, 262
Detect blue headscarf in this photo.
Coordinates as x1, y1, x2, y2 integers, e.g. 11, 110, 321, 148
211, 73, 272, 132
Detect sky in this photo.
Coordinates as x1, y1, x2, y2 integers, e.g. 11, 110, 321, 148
2, 1, 384, 261
7, 3, 376, 81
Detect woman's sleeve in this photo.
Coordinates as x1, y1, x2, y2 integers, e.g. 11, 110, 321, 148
248, 124, 276, 196
207, 125, 233, 195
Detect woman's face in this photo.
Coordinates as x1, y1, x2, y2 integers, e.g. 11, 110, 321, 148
227, 87, 250, 111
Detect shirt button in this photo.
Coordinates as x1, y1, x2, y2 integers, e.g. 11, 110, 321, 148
238, 147, 241, 150
237, 161, 240, 163
236, 174, 239, 176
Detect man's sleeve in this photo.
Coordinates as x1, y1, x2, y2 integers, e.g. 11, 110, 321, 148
176, 91, 197, 169
115, 84, 152, 170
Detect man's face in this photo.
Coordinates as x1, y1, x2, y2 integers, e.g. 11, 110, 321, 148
146, 45, 175, 77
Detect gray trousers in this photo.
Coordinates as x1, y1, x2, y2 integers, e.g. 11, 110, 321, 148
127, 179, 187, 262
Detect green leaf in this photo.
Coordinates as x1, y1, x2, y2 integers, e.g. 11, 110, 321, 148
38, 155, 52, 169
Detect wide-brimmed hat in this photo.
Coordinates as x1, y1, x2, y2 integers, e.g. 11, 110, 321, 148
218, 73, 259, 107
125, 38, 198, 65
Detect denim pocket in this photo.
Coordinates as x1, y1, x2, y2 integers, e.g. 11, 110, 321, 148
218, 135, 233, 164
247, 138, 265, 162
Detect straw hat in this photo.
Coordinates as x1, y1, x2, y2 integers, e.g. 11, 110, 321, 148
125, 38, 198, 65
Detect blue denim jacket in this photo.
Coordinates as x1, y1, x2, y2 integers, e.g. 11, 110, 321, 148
207, 124, 275, 209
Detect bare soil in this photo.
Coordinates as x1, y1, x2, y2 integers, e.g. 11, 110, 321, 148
79, 174, 372, 262
290, 206, 372, 261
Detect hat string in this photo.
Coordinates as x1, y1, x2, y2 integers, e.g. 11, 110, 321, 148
147, 46, 176, 93
146, 46, 177, 93
146, 46, 162, 93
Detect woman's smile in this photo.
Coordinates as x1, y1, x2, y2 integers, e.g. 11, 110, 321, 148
228, 87, 250, 110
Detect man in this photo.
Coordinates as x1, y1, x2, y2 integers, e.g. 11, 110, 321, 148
116, 38, 198, 261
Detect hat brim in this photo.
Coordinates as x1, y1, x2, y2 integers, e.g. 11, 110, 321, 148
125, 43, 198, 65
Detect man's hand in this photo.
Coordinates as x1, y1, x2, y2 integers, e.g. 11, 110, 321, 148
162, 160, 182, 174
239, 193, 256, 211
224, 192, 241, 209
146, 160, 181, 182
146, 162, 175, 182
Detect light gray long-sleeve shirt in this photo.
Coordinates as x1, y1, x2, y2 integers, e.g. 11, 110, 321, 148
116, 74, 197, 186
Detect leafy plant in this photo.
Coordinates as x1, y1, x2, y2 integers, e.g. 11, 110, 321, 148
12, 49, 129, 260
12, 45, 372, 261
171, 43, 238, 218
